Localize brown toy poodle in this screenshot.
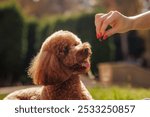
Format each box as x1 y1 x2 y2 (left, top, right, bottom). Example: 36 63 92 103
4 30 93 100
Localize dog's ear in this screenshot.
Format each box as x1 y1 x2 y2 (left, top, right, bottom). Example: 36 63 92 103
28 51 69 85
28 51 47 85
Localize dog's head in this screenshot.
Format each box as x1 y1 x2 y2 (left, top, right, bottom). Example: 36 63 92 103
28 30 92 85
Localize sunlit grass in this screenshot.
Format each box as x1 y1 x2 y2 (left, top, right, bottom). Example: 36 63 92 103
0 86 150 100
0 94 7 100
88 86 150 100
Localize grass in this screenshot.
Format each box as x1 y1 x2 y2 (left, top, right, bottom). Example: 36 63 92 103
0 94 7 100
0 86 150 100
88 86 150 100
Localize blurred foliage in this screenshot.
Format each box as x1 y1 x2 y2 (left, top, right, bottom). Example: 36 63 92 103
23 18 38 69
0 2 24 86
0 94 7 99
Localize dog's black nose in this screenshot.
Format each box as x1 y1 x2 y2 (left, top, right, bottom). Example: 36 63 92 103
84 48 89 53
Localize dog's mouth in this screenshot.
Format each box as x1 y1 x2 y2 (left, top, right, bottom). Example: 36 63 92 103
71 59 90 72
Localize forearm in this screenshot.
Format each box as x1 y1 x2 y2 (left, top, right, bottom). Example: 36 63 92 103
130 11 150 30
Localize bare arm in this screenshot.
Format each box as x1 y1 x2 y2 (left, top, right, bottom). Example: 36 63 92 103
130 11 150 30
95 11 150 39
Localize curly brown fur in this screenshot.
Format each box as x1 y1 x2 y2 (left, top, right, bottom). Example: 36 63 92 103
4 30 93 100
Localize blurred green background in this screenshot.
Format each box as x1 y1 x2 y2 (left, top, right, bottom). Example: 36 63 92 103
0 0 150 99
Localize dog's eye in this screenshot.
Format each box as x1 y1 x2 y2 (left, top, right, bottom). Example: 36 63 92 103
73 43 79 46
63 46 69 54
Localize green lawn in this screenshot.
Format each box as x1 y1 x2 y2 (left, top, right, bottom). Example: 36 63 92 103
0 86 150 100
0 94 7 100
88 86 150 100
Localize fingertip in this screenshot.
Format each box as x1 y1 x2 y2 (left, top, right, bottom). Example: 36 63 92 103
96 32 102 39
96 33 99 39
103 34 108 40
99 32 102 38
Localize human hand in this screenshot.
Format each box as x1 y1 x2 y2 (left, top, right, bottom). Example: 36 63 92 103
95 11 132 40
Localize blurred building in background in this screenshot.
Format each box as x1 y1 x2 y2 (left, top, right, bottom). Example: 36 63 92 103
142 0 150 12
0 0 97 17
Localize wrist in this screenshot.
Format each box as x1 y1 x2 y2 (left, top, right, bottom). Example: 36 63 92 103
128 16 136 30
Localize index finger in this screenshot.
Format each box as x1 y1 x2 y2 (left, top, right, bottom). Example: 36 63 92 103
95 13 104 35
